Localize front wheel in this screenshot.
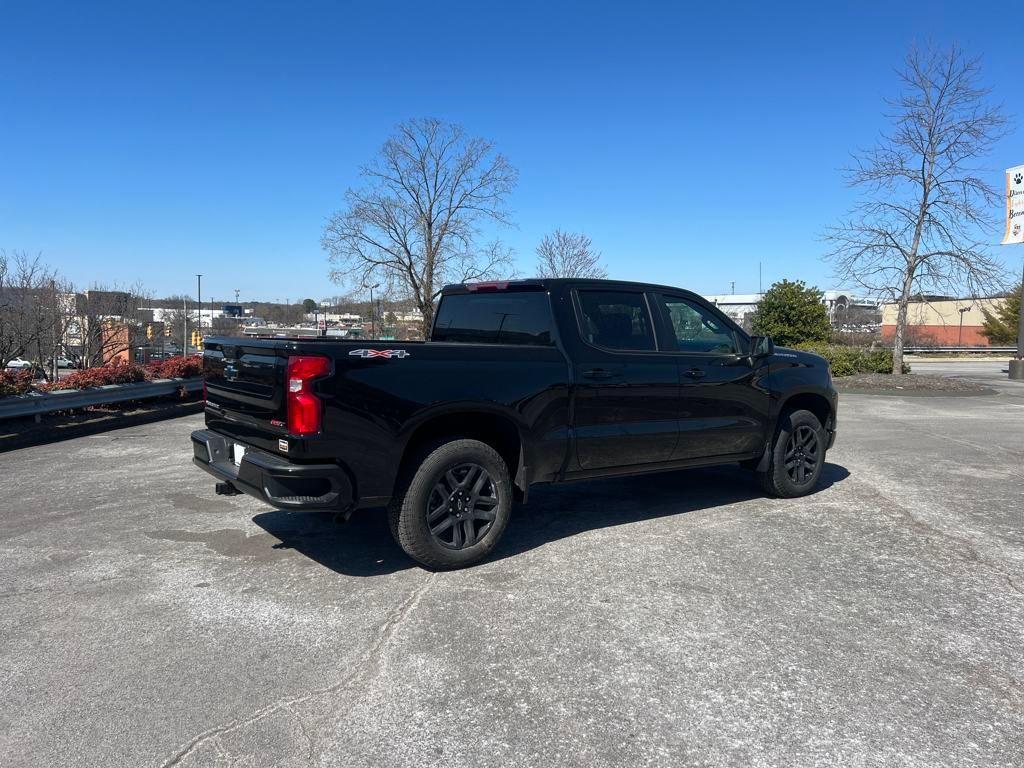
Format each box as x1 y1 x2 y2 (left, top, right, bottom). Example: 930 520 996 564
389 438 513 570
755 409 826 498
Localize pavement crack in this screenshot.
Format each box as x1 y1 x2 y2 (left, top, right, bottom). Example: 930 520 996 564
1007 576 1024 598
157 572 436 767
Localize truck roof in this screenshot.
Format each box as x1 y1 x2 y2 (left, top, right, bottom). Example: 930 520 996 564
440 277 706 299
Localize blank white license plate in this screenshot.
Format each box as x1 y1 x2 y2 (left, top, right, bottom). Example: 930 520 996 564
232 444 246 466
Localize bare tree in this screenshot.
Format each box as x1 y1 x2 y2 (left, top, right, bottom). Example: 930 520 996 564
322 118 518 333
0 250 66 370
159 297 196 353
824 44 1009 372
535 229 607 279
73 284 152 367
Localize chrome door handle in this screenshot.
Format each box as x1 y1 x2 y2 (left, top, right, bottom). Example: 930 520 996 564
684 368 707 379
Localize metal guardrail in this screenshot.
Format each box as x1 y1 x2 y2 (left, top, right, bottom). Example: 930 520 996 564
903 346 1018 354
0 378 202 422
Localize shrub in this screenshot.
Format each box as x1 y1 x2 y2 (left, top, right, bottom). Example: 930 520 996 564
980 284 1021 345
794 343 909 376
751 279 832 347
147 355 203 379
0 369 34 397
45 361 149 391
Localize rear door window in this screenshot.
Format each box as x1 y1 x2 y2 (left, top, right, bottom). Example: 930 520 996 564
432 292 554 345
575 290 656 351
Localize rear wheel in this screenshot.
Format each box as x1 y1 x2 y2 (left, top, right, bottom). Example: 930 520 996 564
756 409 826 497
389 438 513 570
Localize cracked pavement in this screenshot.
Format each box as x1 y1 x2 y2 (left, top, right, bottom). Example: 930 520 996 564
1 360 1022 767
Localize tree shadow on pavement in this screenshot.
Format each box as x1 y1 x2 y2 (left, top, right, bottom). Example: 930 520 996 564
252 462 850 577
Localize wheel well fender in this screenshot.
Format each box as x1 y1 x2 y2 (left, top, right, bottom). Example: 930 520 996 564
755 391 834 472
777 391 834 430
398 408 525 490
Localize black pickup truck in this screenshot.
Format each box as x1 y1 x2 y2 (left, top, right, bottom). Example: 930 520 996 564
192 278 837 569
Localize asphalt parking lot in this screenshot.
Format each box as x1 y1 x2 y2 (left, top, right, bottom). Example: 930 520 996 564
2 361 1022 767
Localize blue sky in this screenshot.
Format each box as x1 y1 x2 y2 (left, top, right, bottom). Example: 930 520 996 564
2 1 1021 303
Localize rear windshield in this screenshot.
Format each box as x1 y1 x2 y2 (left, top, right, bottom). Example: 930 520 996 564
432 292 554 346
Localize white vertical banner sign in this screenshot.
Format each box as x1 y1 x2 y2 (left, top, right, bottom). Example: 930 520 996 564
1002 164 1024 245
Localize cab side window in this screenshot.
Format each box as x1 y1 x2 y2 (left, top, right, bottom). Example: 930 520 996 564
660 296 739 354
576 291 656 351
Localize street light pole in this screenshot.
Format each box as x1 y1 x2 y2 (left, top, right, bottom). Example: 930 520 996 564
196 274 203 335
958 305 970 346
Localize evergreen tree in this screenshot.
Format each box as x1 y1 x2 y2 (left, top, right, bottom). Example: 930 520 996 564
751 280 831 347
980 286 1021 345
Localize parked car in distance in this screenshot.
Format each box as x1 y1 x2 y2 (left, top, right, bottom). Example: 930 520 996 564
4 359 49 381
48 356 78 369
192 278 838 570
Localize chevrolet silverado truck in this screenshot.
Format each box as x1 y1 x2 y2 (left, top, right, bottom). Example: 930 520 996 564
191 279 837 569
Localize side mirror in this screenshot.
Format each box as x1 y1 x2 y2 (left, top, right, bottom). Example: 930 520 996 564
749 335 774 358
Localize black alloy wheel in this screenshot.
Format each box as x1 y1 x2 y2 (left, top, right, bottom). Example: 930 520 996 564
784 424 821 486
426 462 500 550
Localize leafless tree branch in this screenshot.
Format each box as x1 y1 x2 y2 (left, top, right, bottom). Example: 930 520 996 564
321 118 518 334
824 43 1010 371
534 230 608 279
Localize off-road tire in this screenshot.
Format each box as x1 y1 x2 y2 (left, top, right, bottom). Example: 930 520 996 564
756 409 826 498
388 438 513 570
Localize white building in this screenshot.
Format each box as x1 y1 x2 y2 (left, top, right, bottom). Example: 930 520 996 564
302 312 362 323
703 290 877 326
140 305 229 326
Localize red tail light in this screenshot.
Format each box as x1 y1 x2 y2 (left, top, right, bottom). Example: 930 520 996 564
286 355 330 435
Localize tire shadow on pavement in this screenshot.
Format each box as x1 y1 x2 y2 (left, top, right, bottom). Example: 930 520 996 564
252 462 849 576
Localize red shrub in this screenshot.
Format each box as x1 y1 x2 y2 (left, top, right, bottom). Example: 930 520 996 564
45 361 149 391
0 369 34 397
149 355 203 379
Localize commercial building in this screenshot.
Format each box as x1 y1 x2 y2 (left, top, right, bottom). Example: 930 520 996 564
879 297 1006 347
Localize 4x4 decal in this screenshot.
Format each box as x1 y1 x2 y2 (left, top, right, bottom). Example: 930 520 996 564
348 349 410 359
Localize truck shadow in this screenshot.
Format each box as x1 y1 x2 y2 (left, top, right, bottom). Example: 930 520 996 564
252 462 849 577
494 462 849 565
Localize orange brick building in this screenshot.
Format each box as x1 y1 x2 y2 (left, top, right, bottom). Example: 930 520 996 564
880 297 1006 347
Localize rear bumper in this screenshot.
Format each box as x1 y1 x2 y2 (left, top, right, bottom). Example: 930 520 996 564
191 429 353 512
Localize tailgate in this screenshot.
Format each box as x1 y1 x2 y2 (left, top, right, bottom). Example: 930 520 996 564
203 340 287 432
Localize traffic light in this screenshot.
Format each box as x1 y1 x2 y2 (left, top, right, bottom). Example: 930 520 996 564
146 324 153 340
164 324 171 337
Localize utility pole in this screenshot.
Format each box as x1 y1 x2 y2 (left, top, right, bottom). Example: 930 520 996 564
758 262 762 295
182 296 188 358
234 288 240 303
